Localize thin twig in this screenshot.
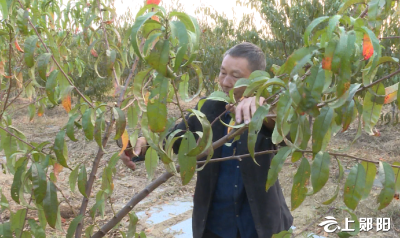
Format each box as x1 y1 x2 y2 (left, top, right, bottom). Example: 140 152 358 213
58 31 70 47
0 125 36 149
379 36 400 40
0 31 13 120
171 80 189 129
359 5 368 18
53 182 78 217
357 68 400 92
2 79 33 113
282 40 288 58
98 2 119 88
16 0 94 109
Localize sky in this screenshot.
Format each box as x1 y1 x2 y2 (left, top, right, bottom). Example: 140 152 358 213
113 0 266 30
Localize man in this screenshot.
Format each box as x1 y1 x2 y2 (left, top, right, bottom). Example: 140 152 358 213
121 42 293 238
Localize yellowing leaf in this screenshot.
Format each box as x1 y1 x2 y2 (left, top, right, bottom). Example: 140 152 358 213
384 83 398 104
53 163 63 180
363 34 374 60
322 56 332 70
118 130 129 155
62 95 72 113
16 72 23 88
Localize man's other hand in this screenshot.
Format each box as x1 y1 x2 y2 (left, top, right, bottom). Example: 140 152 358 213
233 96 275 130
119 137 147 171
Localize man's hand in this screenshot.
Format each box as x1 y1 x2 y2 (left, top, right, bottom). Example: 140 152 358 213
230 96 275 130
120 137 147 171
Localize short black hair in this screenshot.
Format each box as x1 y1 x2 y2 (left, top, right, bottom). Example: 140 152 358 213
224 42 266 72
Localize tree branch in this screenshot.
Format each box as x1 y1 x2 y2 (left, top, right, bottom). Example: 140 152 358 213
0 125 36 149
357 67 400 92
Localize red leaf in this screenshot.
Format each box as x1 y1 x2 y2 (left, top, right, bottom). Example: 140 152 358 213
362 34 374 60
151 15 159 22
146 0 161 5
90 48 98 57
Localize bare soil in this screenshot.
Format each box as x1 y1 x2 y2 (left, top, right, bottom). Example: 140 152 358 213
1 99 399 238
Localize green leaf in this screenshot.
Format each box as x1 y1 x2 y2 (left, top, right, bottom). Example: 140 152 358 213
147 74 168 132
248 105 271 164
338 0 365 14
272 228 293 238
278 47 318 75
45 70 59 105
85 224 95 238
362 83 385 135
11 208 26 237
43 181 58 228
127 100 140 129
394 162 400 193
82 108 94 140
344 163 366 210
377 162 395 210
361 161 377 199
69 165 79 192
327 15 341 39
312 106 334 153
37 53 52 80
337 207 360 237
323 157 344 205
53 130 68 167
0 222 12 238
304 16 329 46
78 164 88 198
178 131 197 185
66 215 83 238
145 147 159 181
266 147 293 191
66 113 79 142
28 219 45 238
94 112 105 151
186 109 213 157
32 163 47 204
274 91 292 144
311 152 331 194
11 160 27 204
24 35 39 68
131 12 158 60
170 20 188 72
127 212 139 238
291 157 310 210
0 0 9 19
145 39 170 77
113 107 126 140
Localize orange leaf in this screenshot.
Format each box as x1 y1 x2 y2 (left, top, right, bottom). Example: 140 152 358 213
90 48 98 57
62 95 72 113
118 130 129 155
53 163 63 180
144 91 150 105
151 15 159 22
322 56 332 70
146 0 161 5
394 193 399 200
15 40 24 53
4 75 13 79
374 128 381 137
362 34 374 60
102 20 114 25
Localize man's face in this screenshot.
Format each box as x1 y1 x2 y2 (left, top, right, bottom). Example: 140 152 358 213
219 55 252 101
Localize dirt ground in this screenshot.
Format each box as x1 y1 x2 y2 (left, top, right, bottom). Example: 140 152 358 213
0 98 399 238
